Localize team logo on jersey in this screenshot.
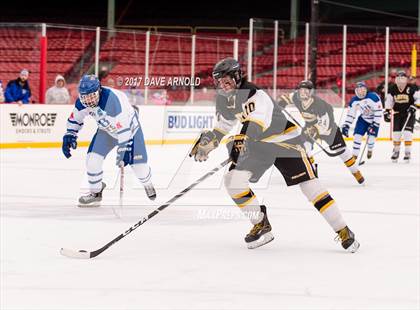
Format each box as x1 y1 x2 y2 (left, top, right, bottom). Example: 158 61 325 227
9 113 57 127
394 94 409 104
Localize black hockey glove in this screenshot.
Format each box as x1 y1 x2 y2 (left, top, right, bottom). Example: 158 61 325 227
304 125 320 140
226 134 248 164
383 109 391 123
407 105 417 115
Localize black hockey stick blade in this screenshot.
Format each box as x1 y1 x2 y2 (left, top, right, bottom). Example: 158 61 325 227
60 158 231 259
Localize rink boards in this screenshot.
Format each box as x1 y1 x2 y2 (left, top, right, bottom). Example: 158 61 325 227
0 104 418 148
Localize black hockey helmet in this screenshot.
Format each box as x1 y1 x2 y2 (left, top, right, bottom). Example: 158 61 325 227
212 57 242 86
297 80 314 90
296 80 314 101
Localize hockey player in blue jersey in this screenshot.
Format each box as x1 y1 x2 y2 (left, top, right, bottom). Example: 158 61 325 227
341 82 383 160
62 75 156 207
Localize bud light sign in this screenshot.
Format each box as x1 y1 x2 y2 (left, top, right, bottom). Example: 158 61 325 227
167 111 214 132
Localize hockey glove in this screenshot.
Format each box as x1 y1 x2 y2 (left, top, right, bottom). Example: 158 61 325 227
189 130 219 162
341 124 350 137
116 139 134 167
62 133 77 158
226 134 248 164
383 109 391 123
367 124 379 137
304 125 320 140
407 105 417 115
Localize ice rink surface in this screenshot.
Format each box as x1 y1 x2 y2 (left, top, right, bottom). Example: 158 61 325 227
1 142 419 310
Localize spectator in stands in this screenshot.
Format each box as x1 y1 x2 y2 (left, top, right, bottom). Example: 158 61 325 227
46 75 71 104
106 78 115 88
4 69 31 104
0 80 5 103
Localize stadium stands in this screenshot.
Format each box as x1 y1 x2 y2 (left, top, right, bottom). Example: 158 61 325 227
0 26 418 103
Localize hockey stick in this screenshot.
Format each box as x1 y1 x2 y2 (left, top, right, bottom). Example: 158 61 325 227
60 158 231 259
111 166 125 219
278 106 345 157
358 140 368 166
118 166 124 216
400 111 413 133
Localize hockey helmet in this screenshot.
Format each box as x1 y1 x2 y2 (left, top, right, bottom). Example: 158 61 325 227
212 58 242 96
296 80 314 101
355 81 368 99
79 74 101 108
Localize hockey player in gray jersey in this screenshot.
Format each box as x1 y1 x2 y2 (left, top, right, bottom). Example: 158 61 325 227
190 58 360 253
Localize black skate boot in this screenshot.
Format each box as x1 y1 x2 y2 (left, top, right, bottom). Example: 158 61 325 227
335 226 360 253
391 150 399 163
403 152 411 163
78 182 106 207
245 205 274 249
367 150 373 159
144 183 156 200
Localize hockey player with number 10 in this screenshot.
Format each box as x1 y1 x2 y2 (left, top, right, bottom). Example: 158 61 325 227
62 75 156 207
190 58 360 253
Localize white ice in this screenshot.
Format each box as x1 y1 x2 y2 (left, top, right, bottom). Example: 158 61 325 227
1 142 419 310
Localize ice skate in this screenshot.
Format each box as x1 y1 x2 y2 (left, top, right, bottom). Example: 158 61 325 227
352 170 365 185
391 150 399 163
367 150 373 159
403 152 411 163
144 183 156 200
245 205 274 249
78 182 106 207
335 226 360 253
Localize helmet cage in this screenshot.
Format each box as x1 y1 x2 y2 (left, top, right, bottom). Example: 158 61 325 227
213 71 241 97
79 90 100 108
297 87 313 101
355 85 367 99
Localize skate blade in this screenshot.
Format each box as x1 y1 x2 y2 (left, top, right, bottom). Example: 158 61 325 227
346 240 360 253
404 159 410 163
392 159 398 163
77 201 101 208
247 232 274 249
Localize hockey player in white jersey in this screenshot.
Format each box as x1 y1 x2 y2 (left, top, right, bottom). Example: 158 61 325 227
62 75 156 207
342 82 383 159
